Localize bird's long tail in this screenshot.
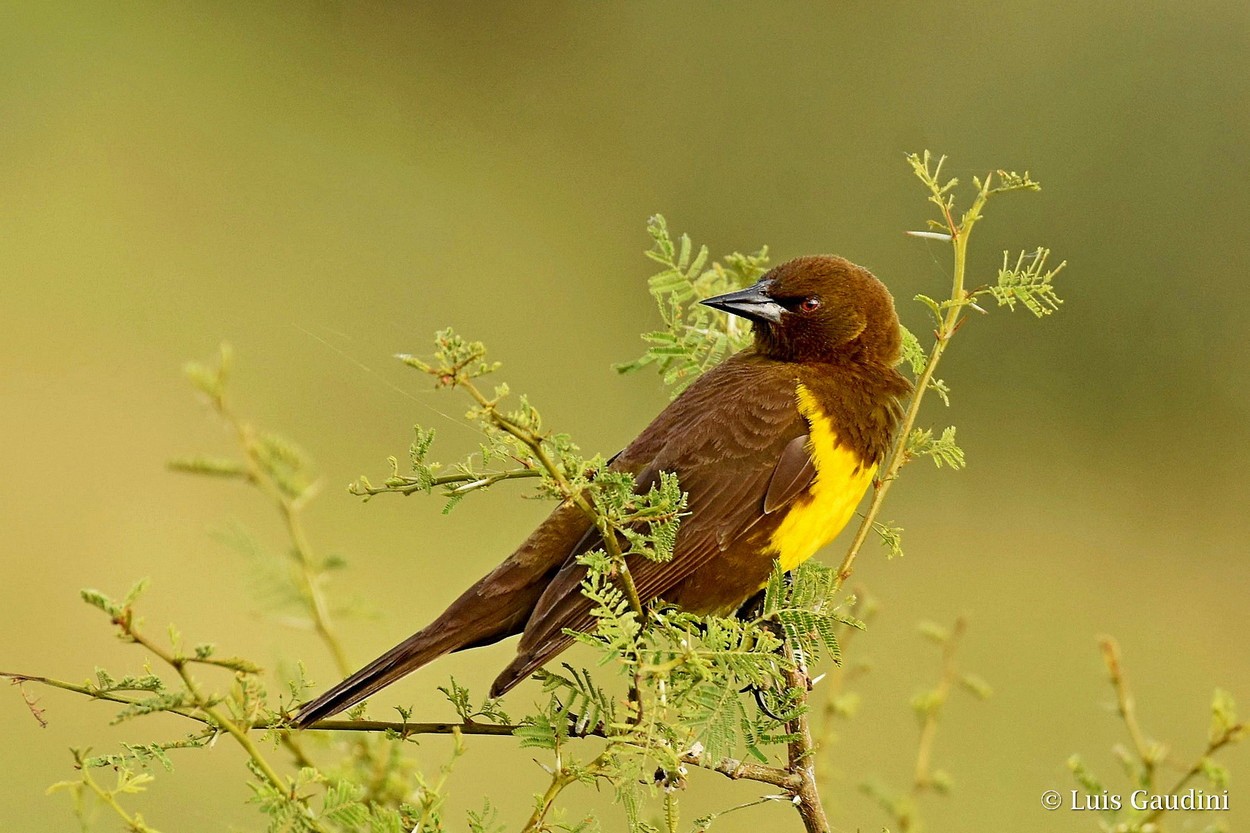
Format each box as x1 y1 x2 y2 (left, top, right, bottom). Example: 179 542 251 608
292 555 560 727
292 500 594 728
292 625 467 728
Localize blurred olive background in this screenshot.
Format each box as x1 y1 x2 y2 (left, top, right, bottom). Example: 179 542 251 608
3 3 1249 832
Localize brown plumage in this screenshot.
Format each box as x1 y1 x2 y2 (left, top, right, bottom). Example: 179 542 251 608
293 255 910 727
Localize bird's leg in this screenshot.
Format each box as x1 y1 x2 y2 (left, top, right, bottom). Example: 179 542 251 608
733 588 769 699
734 579 802 721
752 686 790 722
734 588 767 622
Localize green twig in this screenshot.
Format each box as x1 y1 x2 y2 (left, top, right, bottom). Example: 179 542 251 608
1099 636 1159 787
73 753 164 833
5 669 805 794
1143 729 1243 825
913 617 966 794
519 751 610 833
836 171 992 587
224 410 351 678
351 467 541 497
84 604 330 833
2 672 212 727
118 620 288 795
454 376 647 620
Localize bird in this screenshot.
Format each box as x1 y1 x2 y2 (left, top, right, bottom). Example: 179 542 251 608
293 255 911 728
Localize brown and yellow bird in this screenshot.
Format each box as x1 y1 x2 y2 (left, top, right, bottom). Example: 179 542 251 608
294 255 910 727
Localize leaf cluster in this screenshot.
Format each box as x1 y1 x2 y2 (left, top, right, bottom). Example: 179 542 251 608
352 332 598 510
861 617 990 832
541 557 858 783
615 215 769 395
1066 641 1245 832
867 153 1071 564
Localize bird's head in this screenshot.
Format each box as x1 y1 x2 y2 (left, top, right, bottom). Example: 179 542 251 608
700 255 902 365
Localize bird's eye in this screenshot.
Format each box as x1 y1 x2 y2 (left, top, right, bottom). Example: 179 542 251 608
798 296 822 313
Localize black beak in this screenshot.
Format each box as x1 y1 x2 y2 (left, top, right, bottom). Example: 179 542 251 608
700 279 784 324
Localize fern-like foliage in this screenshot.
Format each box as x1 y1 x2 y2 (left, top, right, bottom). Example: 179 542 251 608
1063 641 1245 832
906 426 966 469
615 215 769 395
539 554 858 792
762 562 864 668
989 247 1065 317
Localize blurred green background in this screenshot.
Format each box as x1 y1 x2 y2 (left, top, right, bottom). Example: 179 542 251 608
3 3 1248 831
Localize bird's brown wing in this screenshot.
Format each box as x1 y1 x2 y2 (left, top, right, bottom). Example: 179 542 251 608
765 435 817 514
490 356 812 694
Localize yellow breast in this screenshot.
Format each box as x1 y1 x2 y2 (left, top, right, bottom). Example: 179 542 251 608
768 383 876 571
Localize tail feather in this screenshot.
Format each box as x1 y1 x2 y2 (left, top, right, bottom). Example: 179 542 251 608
489 634 576 698
293 626 460 728
292 500 597 727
